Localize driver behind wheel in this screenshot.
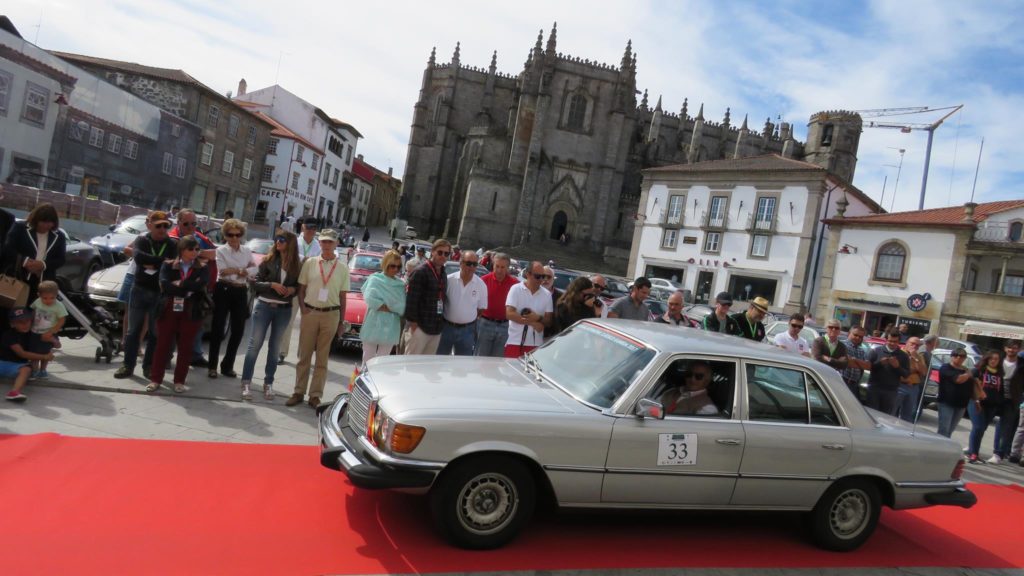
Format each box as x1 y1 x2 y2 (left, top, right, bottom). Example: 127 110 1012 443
660 360 718 415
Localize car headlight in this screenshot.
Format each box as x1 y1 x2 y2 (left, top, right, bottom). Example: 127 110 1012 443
366 401 425 455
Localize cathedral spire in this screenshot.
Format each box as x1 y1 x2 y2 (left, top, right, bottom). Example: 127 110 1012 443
546 22 557 56
428 46 436 66
723 107 731 128
654 95 662 112
620 39 632 71
452 42 461 67
740 114 748 131
535 29 544 55
641 89 648 109
680 98 688 118
695 103 704 121
489 50 497 73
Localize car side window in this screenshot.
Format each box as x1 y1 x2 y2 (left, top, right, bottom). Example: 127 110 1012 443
746 364 840 426
648 358 736 419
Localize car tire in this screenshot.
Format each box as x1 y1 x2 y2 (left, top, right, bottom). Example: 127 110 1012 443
429 455 535 550
806 478 881 552
83 259 103 292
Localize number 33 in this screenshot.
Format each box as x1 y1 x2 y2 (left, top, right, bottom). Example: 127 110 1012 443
667 442 688 460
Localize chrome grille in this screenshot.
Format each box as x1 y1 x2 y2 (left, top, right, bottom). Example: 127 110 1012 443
347 377 372 435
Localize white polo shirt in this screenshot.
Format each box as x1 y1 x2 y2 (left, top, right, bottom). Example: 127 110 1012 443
444 271 488 325
297 235 322 261
506 283 553 348
773 331 810 355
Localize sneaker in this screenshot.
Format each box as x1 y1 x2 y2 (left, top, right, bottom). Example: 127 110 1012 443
968 454 983 464
5 390 27 402
30 370 41 380
285 393 303 407
987 454 1003 465
113 366 134 379
36 369 50 379
241 381 252 401
263 383 274 401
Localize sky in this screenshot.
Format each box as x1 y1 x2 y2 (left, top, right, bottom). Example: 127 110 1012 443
7 0 1023 214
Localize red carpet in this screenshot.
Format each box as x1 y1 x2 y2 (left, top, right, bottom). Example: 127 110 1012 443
0 433 1019 575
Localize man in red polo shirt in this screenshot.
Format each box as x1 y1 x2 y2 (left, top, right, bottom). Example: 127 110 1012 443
475 252 518 357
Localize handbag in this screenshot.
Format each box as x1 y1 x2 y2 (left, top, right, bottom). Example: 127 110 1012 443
0 257 29 309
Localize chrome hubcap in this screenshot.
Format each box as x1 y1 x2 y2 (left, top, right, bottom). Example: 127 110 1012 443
830 489 869 538
457 472 518 535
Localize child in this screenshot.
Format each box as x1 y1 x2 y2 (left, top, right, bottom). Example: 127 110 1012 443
29 280 68 378
2 307 53 402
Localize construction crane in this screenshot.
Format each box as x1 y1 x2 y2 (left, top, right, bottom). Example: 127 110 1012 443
854 105 964 210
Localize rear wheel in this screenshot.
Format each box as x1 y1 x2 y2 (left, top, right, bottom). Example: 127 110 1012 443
430 455 536 550
806 479 881 552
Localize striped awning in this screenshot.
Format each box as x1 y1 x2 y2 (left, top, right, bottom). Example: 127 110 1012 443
960 320 1024 340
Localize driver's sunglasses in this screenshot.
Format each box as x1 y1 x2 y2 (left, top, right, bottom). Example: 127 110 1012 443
224 232 243 238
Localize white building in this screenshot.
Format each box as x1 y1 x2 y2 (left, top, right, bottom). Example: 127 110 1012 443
235 84 361 224
238 104 322 222
815 199 1024 344
627 155 882 313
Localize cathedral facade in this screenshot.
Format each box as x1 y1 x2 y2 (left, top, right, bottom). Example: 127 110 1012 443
399 25 862 259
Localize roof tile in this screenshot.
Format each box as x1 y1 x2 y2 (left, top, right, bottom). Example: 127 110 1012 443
831 200 1024 227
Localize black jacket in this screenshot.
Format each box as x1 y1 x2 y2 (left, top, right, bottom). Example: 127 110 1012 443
158 258 210 318
133 233 178 292
702 312 741 335
2 220 67 282
251 256 300 302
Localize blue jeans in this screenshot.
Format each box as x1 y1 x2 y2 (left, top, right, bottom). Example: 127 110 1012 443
967 400 1001 457
936 402 966 438
474 318 508 358
896 383 922 423
437 322 477 356
241 301 292 384
122 286 160 370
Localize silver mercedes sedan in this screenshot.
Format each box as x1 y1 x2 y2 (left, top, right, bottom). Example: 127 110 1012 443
318 320 975 551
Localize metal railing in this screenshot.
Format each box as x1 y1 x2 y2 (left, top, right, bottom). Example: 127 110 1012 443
701 210 728 230
746 212 777 233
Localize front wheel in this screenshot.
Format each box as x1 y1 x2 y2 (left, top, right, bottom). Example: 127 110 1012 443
430 455 536 550
805 479 881 552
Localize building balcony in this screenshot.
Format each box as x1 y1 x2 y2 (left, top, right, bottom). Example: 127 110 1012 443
700 210 728 231
972 222 1024 246
958 290 1024 321
745 213 777 233
659 208 685 228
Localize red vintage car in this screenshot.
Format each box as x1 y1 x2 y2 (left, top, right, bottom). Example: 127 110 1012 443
337 275 369 349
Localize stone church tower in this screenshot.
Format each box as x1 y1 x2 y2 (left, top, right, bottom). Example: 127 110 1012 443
399 25 862 258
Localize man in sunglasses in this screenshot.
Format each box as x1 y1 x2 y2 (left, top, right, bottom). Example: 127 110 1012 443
504 261 553 358
169 208 217 368
403 239 451 355
114 210 177 380
773 313 811 357
660 360 718 416
437 251 488 356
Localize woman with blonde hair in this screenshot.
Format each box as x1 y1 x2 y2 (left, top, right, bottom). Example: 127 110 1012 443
358 249 406 362
239 230 300 401
208 218 255 379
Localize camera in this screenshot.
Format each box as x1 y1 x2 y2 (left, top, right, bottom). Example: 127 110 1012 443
520 308 532 316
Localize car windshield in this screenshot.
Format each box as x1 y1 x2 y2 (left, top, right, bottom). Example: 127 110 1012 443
530 322 656 409
246 238 274 254
357 242 387 253
351 255 382 271
114 216 149 235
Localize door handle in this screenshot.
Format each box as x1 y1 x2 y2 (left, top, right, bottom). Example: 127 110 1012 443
822 444 846 450
716 438 742 446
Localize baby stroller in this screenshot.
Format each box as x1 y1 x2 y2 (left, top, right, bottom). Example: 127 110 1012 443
55 279 122 364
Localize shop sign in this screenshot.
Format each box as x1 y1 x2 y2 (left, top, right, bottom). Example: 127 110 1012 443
906 293 931 312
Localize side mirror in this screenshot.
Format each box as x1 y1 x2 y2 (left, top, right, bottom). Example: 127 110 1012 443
635 398 665 420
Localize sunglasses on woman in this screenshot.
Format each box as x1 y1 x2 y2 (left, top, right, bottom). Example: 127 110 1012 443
274 236 287 243
224 232 243 238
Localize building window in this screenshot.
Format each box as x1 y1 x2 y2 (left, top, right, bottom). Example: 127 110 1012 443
661 229 677 249
1004 275 1024 297
307 178 314 195
21 82 49 127
295 144 305 162
242 158 253 180
332 168 340 188
345 145 352 164
727 275 777 305
873 241 907 282
311 154 319 171
666 194 684 225
207 105 220 127
175 157 187 179
88 126 105 148
291 171 300 189
261 165 274 182
323 162 332 184
566 93 587 130
228 114 240 138
162 152 173 175
821 124 834 146
68 119 87 141
328 135 342 155
753 196 776 231
267 138 278 155
200 142 214 166
247 125 257 146
707 196 727 227
107 134 122 154
124 139 139 160
703 231 721 253
222 150 235 174
750 234 769 258
0 70 13 116
171 124 181 137
1009 221 1023 242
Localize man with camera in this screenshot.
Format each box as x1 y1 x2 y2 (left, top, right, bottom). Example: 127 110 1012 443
504 261 552 358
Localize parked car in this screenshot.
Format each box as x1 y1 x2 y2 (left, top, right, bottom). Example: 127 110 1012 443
936 337 983 362
403 225 418 239
349 252 384 280
336 275 368 349
318 320 975 551
765 320 824 347
59 230 106 293
649 277 682 291
90 214 151 266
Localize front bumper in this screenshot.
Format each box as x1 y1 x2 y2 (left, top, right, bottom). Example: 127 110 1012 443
317 394 441 490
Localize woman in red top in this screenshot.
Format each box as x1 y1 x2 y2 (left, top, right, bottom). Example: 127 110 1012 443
966 350 1005 464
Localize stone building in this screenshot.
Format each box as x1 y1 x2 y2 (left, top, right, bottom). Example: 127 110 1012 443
51 52 274 219
815 200 1024 345
367 163 401 228
400 25 862 264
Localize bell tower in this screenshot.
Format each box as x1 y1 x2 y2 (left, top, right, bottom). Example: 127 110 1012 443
804 110 862 182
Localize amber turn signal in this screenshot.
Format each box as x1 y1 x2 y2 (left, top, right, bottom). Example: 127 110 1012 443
390 424 426 454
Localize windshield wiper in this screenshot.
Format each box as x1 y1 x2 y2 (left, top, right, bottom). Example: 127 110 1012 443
523 352 543 382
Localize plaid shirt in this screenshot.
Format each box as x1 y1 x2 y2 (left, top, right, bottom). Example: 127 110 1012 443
404 260 447 335
842 339 869 385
